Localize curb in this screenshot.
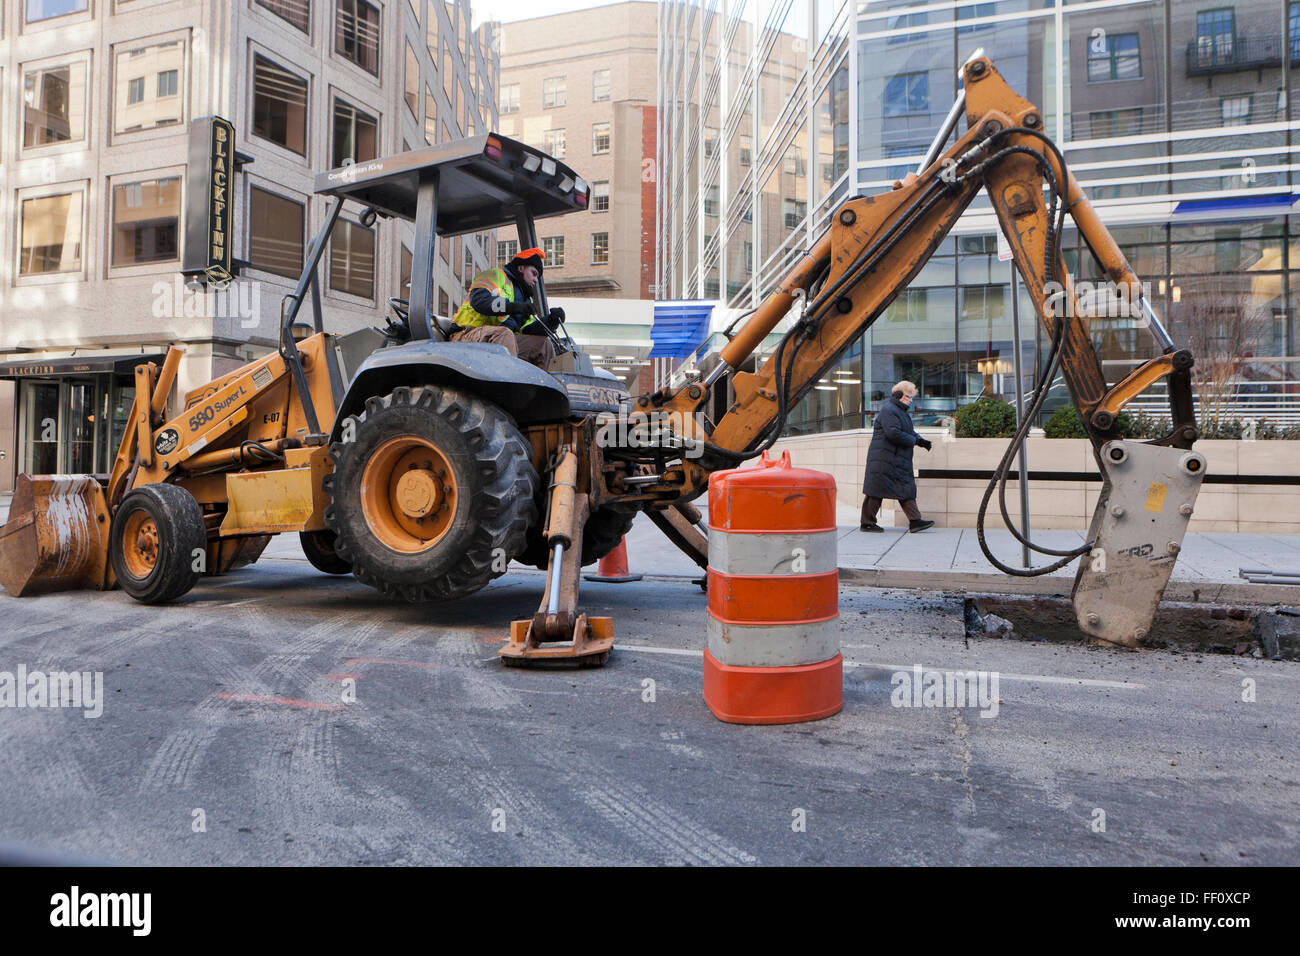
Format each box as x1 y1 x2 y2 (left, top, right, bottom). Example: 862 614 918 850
837 566 1300 607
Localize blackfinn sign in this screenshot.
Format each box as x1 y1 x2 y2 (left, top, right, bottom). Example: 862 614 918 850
182 116 238 288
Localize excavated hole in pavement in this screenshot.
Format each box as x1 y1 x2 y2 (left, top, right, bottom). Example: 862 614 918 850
961 595 1300 661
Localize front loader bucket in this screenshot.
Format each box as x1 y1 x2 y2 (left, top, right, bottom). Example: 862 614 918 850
0 474 111 597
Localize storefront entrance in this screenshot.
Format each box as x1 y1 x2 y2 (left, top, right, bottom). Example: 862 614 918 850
1 354 163 479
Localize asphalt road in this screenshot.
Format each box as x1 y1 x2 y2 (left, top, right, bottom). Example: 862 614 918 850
0 545 1296 866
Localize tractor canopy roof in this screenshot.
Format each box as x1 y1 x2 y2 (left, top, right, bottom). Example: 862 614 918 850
314 133 589 236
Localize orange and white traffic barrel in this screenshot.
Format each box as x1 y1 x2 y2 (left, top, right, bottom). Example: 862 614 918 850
703 450 841 724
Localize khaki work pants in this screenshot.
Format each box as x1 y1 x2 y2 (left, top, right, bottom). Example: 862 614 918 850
451 324 555 369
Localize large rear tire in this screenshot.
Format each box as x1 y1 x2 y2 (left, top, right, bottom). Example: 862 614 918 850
109 483 206 604
323 386 538 602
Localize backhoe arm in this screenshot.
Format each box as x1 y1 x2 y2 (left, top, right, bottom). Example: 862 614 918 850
623 55 1205 647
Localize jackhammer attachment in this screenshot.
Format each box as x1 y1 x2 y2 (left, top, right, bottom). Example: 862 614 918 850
0 474 112 596
1073 441 1207 647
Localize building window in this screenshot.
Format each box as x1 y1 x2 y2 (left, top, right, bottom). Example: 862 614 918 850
336 0 381 76
1089 107 1143 138
592 181 609 212
500 83 520 114
1221 95 1252 126
252 55 308 155
542 236 564 267
111 177 180 267
742 240 753 275
23 62 87 148
1196 8 1236 64
886 6 928 45
404 42 419 117
542 77 566 109
114 41 184 135
1087 33 1141 82
883 71 928 117
257 0 310 33
591 232 609 265
25 0 88 24
332 99 378 167
784 146 805 176
330 220 376 298
543 127 566 157
400 243 412 293
425 88 438 145
249 186 305 278
592 68 611 101
438 288 451 315
704 185 719 217
704 126 717 158
592 122 611 154
19 190 84 276
783 198 807 230
497 239 518 264
955 1 995 35
739 133 752 166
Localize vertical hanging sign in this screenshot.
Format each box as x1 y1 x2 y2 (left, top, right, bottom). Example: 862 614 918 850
182 116 236 288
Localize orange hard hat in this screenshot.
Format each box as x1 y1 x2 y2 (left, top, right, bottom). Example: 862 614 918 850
509 247 545 273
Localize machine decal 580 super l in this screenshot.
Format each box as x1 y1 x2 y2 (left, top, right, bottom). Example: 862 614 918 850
0 55 1205 662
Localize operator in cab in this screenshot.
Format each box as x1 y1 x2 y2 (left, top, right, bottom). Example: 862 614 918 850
451 247 565 369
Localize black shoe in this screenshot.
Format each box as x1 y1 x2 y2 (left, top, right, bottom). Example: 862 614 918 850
908 519 935 533
859 523 883 533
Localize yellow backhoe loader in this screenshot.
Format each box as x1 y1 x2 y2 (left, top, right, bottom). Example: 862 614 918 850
0 55 1207 665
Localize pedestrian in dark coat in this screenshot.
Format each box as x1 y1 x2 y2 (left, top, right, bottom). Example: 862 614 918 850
861 380 935 533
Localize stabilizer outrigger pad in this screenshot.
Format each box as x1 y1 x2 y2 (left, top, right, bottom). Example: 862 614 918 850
499 613 614 667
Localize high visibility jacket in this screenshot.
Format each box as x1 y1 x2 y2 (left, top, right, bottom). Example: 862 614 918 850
453 267 538 330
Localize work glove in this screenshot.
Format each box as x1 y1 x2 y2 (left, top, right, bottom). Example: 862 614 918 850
916 437 933 451
502 299 535 316
546 307 565 328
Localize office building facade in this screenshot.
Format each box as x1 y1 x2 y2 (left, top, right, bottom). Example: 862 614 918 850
0 0 498 490
659 0 1300 434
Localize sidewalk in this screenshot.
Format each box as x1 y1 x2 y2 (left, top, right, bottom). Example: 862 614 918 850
619 501 1300 606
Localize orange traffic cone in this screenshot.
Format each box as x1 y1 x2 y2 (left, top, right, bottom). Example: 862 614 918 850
583 536 643 583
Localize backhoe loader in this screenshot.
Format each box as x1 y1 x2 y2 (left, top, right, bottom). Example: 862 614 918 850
0 55 1206 664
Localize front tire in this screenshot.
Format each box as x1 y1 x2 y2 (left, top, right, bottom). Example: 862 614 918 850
109 483 206 604
324 386 538 602
299 529 352 574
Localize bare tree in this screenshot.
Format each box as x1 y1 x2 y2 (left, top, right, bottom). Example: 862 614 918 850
1171 275 1270 430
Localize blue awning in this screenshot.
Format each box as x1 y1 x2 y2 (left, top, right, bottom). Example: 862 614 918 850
651 300 714 359
1173 193 1298 216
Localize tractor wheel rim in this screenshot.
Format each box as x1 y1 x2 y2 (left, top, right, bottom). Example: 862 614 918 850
121 511 160 579
360 436 457 553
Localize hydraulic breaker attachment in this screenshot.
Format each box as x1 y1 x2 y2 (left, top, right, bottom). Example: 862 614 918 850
1073 441 1208 647
0 474 112 596
501 445 615 667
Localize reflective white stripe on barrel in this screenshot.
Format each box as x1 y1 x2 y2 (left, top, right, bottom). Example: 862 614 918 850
706 528 838 576
707 615 840 668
